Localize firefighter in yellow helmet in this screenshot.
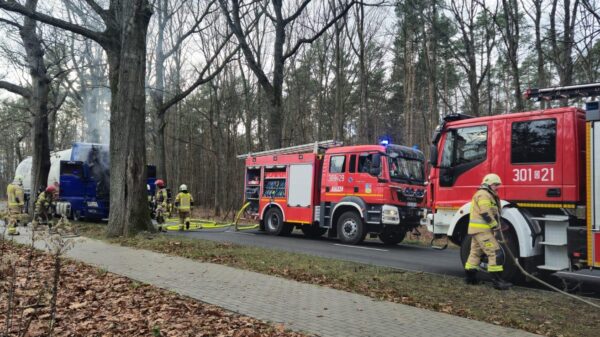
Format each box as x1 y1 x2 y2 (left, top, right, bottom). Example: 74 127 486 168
6 176 25 235
33 185 57 228
174 184 194 231
464 173 512 290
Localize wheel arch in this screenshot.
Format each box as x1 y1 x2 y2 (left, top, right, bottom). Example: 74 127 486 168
331 197 366 227
446 200 538 258
260 202 286 221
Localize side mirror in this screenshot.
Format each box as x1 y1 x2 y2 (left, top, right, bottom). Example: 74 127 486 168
369 153 381 176
429 145 438 167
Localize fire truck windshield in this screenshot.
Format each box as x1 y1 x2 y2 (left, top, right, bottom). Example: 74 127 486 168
388 156 425 183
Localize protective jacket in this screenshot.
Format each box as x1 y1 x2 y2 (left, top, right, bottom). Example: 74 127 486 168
7 183 24 208
35 191 54 213
175 192 193 212
468 185 500 234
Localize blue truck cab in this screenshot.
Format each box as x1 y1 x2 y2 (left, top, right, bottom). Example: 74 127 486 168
54 143 156 221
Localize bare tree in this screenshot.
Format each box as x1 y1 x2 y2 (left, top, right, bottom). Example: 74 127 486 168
0 0 154 236
219 0 356 149
150 0 237 183
0 0 51 205
549 0 580 87
481 0 525 111
449 0 494 116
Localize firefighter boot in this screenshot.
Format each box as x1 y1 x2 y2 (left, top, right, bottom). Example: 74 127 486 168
185 221 190 230
490 271 512 290
464 269 480 285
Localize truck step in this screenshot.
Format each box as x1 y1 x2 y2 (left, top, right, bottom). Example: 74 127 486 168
530 215 569 222
539 241 567 246
537 264 568 271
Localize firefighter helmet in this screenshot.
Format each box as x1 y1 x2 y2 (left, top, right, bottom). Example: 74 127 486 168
45 185 57 193
155 179 165 188
13 175 23 185
179 184 188 192
482 173 502 186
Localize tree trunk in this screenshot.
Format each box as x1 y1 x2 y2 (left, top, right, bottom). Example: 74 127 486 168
20 0 50 205
533 0 546 108
106 1 153 237
152 0 168 181
333 11 345 142
356 3 369 144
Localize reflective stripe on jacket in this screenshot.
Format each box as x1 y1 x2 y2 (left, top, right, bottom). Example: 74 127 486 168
7 183 24 207
175 192 193 211
468 187 500 234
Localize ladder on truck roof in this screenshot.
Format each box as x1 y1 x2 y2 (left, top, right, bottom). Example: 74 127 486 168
237 140 343 159
524 82 600 101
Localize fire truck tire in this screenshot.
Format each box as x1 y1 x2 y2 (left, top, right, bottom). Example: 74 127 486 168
337 211 367 245
459 225 522 283
301 225 328 238
264 208 292 236
378 227 407 245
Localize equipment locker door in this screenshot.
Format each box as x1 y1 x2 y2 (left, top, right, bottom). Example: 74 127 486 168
287 164 314 223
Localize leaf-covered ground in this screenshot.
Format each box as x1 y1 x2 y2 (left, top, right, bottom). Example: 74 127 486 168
78 223 600 337
0 242 308 337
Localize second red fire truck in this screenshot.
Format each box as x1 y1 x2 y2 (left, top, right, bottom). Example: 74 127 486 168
425 83 600 285
238 141 426 245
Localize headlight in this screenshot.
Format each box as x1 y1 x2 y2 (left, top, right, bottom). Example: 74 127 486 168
383 208 398 216
382 204 400 224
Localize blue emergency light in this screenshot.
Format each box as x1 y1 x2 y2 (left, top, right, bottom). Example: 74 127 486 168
378 135 392 146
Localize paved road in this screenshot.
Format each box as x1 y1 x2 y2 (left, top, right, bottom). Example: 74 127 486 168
167 228 465 277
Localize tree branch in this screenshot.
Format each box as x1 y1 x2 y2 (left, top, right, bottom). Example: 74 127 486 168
159 37 240 115
283 0 312 25
219 0 273 94
283 0 357 60
0 17 23 29
0 0 107 45
81 0 109 22
0 81 31 98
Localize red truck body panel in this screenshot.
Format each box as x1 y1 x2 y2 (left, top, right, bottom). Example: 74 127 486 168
430 107 585 211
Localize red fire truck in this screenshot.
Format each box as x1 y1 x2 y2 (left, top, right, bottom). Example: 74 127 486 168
425 83 600 285
238 141 426 245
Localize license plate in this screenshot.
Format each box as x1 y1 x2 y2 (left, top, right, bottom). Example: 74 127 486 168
407 202 417 207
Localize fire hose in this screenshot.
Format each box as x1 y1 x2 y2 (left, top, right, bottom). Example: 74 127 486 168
496 218 600 309
160 202 258 232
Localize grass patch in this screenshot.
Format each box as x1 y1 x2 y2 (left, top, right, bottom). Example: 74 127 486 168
78 222 599 337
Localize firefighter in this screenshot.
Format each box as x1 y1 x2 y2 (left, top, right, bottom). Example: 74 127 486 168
154 179 169 231
34 185 57 228
6 176 25 235
464 173 512 290
174 184 194 231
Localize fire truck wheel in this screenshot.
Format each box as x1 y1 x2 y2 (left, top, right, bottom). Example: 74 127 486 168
301 225 328 238
337 211 366 245
264 208 292 236
378 227 407 245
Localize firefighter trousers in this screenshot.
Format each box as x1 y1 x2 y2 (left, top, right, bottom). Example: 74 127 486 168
465 231 503 272
178 210 190 225
7 206 24 226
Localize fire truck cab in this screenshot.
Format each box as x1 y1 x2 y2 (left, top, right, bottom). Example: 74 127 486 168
239 141 426 245
425 83 600 285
